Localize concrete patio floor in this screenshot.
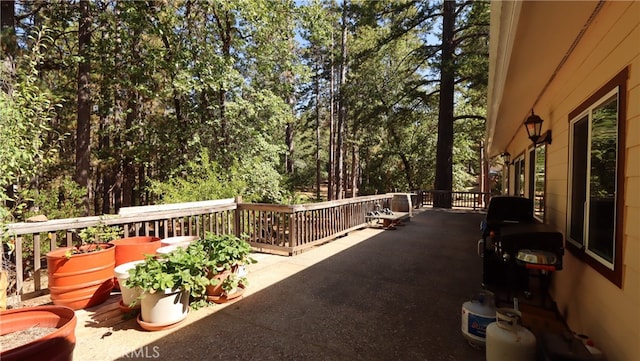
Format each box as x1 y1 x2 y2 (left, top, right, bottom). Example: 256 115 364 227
68 207 488 360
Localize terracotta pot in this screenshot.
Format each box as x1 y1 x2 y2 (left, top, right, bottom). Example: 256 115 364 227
109 236 161 267
207 284 246 304
109 237 161 290
47 244 115 310
205 269 232 297
0 305 77 361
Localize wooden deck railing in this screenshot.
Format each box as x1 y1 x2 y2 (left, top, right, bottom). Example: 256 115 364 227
1 190 491 300
237 195 391 256
413 190 493 210
1 194 393 299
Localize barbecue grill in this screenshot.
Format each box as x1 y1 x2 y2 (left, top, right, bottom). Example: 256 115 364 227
479 196 564 306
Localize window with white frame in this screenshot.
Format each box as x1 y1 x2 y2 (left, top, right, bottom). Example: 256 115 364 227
513 155 525 197
567 68 627 287
532 144 546 221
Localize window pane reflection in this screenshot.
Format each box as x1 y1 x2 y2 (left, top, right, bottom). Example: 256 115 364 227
588 95 617 262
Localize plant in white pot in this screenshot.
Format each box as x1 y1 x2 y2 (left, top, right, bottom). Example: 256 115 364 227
125 246 210 327
114 260 145 311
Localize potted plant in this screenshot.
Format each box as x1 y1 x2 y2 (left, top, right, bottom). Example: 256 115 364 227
197 233 256 301
207 271 247 304
125 246 210 327
46 223 121 310
113 260 145 311
0 305 77 361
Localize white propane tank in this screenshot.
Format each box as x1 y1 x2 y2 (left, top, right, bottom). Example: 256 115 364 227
461 291 496 348
486 308 536 361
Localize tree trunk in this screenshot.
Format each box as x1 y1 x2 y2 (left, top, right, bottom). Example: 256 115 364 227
1 0 16 208
1 0 16 96
314 52 322 201
99 125 112 215
137 162 145 205
157 27 186 159
75 0 91 216
328 32 335 201
212 5 233 163
122 96 136 208
285 77 295 174
122 24 142 208
113 134 122 212
433 0 455 208
335 3 348 200
350 143 358 197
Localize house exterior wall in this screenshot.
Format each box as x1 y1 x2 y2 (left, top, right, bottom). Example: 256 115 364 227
507 2 640 360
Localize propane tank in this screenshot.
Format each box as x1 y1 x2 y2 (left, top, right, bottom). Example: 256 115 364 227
461 291 496 348
486 308 536 361
575 334 605 360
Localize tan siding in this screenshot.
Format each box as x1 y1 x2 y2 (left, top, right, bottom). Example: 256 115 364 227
529 2 640 360
496 1 640 358
627 86 640 148
623 234 640 289
625 204 640 246
628 147 640 178
624 231 640 273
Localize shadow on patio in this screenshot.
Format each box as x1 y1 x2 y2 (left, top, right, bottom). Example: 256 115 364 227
78 208 487 360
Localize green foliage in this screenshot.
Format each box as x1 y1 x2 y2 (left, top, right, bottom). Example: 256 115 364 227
149 149 288 204
0 28 60 219
125 247 211 301
78 223 123 244
21 176 86 221
68 222 122 257
125 232 257 307
3 0 490 215
219 272 245 293
197 233 256 272
147 150 246 203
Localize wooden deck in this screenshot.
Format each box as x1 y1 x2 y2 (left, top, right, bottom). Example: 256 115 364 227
5 208 574 361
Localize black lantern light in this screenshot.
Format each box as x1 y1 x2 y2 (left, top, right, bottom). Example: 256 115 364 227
524 110 552 145
501 152 511 165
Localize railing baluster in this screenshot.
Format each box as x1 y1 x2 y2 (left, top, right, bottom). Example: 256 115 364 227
15 236 23 296
33 233 41 292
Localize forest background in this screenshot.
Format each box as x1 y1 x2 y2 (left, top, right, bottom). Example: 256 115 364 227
0 0 491 222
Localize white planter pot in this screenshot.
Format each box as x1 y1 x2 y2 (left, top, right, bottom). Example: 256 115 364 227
160 236 199 247
156 244 190 255
140 288 190 325
235 264 248 278
114 260 145 308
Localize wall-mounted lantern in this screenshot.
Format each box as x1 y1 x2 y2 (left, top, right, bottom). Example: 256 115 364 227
524 110 552 145
501 152 511 165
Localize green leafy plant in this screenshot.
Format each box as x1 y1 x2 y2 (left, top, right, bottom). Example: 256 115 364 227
125 246 211 307
147 150 248 203
219 272 246 293
198 232 256 273
78 223 123 244
65 222 123 257
24 176 86 220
